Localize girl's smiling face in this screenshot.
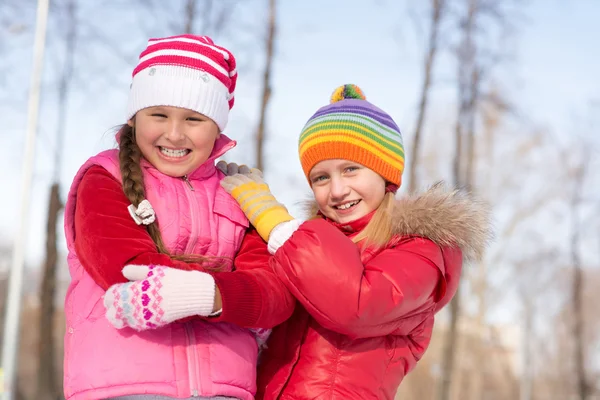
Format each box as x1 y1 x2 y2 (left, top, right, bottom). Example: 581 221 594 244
309 159 386 224
130 106 220 177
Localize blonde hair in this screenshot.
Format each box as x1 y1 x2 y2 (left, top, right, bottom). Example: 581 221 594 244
307 191 397 251
350 191 396 250
117 123 224 268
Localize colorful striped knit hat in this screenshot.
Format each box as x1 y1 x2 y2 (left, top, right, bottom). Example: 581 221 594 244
126 34 237 131
298 84 405 187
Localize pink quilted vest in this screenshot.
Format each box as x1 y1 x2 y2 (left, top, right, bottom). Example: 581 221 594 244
63 135 257 400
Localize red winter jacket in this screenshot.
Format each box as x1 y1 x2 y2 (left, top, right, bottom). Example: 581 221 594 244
257 187 490 400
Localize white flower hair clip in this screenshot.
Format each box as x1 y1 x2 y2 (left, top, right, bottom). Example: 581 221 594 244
127 199 156 225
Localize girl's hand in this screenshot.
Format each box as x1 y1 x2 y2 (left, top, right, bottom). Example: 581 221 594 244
104 264 217 331
220 168 294 242
216 160 251 176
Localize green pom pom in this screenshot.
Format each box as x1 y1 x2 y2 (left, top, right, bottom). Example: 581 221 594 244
330 84 366 104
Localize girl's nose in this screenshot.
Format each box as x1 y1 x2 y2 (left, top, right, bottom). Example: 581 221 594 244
164 121 185 143
329 177 350 200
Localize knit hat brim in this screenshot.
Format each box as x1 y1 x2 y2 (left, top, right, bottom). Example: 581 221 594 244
126 64 230 131
300 140 403 186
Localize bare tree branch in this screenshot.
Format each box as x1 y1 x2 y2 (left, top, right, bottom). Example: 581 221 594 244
570 147 592 400
255 0 277 171
184 0 198 34
36 0 77 398
408 0 446 192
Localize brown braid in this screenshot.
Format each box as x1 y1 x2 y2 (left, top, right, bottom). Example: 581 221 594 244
117 123 225 269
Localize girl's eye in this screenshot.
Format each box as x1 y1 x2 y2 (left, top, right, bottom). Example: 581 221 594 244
151 113 167 118
187 117 204 122
311 175 328 184
345 166 359 173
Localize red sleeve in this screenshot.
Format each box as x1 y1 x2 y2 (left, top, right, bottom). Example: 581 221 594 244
74 166 205 290
209 229 296 329
272 218 446 339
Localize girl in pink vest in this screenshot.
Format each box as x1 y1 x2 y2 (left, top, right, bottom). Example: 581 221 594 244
63 34 295 400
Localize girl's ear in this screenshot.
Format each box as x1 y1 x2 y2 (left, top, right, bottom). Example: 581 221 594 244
127 119 134 127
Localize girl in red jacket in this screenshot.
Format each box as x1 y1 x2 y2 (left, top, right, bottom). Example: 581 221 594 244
219 84 492 399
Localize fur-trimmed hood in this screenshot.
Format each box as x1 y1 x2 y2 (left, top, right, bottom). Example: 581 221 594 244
307 182 493 262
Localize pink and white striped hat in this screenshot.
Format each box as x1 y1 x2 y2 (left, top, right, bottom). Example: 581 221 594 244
126 34 237 131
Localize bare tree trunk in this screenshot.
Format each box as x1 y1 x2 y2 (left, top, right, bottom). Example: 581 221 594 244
437 2 478 399
469 257 487 400
464 67 479 190
407 0 445 192
255 0 276 171
452 115 464 187
438 293 461 400
570 159 589 400
520 293 533 400
184 0 197 33
36 1 76 398
36 183 63 400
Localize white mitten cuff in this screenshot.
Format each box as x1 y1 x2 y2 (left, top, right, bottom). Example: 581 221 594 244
268 219 303 254
167 270 216 319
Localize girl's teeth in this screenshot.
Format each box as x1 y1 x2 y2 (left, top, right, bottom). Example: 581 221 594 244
160 147 189 158
338 201 358 210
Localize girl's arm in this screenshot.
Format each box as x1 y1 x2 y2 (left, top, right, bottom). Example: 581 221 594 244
272 218 454 339
74 165 206 290
209 228 296 328
79 166 295 330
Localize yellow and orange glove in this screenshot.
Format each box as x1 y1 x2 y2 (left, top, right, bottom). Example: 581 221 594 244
220 167 294 242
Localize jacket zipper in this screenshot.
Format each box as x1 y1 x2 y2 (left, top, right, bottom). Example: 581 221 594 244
182 175 195 191
182 176 201 396
185 323 200 396
182 177 200 254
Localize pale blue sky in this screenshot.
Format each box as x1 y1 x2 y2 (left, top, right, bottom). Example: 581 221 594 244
0 0 598 274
